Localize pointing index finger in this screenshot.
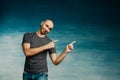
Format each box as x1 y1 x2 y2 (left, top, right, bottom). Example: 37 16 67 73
52 40 58 43
69 41 76 45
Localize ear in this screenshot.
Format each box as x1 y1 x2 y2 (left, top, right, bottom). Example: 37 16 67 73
41 21 44 26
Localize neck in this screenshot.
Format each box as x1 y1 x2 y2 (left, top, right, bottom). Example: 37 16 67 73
36 30 45 37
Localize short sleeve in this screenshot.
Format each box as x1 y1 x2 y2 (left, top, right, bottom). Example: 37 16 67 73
22 33 31 45
49 47 56 54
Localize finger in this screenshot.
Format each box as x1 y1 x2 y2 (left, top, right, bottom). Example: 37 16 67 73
68 45 73 50
69 41 76 45
52 40 58 43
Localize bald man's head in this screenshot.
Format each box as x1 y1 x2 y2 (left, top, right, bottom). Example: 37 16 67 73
39 19 54 35
41 19 54 27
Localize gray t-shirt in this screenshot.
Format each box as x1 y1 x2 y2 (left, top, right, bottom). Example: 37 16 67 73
22 32 56 73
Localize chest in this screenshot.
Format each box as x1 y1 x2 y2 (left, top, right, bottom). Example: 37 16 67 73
30 36 50 48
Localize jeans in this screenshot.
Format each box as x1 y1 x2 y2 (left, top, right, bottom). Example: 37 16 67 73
23 71 48 80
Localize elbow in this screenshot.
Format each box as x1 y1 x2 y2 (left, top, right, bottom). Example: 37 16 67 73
23 51 32 57
53 61 60 66
24 53 30 57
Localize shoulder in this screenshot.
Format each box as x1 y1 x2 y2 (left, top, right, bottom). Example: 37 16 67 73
24 32 35 38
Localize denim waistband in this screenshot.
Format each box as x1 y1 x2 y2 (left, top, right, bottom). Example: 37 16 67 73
23 71 48 75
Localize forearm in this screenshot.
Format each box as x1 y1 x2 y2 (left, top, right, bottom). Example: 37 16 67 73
53 44 74 65
23 45 48 57
50 41 75 65
23 41 55 57
54 50 68 65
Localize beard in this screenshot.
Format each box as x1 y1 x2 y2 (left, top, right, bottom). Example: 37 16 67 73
41 28 48 35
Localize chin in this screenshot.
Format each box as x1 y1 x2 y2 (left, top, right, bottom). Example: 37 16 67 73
41 30 48 35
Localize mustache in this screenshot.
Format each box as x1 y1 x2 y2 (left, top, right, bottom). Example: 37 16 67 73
42 29 48 34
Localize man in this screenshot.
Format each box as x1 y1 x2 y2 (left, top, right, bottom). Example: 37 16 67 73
22 19 75 80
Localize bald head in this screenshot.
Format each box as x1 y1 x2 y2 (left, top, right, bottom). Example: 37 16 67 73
41 19 54 27
39 19 54 35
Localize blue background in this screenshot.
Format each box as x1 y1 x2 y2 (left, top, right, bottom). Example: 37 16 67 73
0 0 120 80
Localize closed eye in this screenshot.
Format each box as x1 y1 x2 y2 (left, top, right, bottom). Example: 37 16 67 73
46 24 49 27
46 24 52 30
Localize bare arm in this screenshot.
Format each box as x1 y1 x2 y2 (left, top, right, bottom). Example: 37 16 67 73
22 42 55 57
49 41 75 65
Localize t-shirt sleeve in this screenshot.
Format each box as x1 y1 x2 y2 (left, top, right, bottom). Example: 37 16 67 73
49 47 56 54
22 33 31 45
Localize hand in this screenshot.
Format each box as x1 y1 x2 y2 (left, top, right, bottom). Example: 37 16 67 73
45 40 58 49
65 41 76 53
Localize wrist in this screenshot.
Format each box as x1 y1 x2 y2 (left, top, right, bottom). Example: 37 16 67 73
43 45 48 50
